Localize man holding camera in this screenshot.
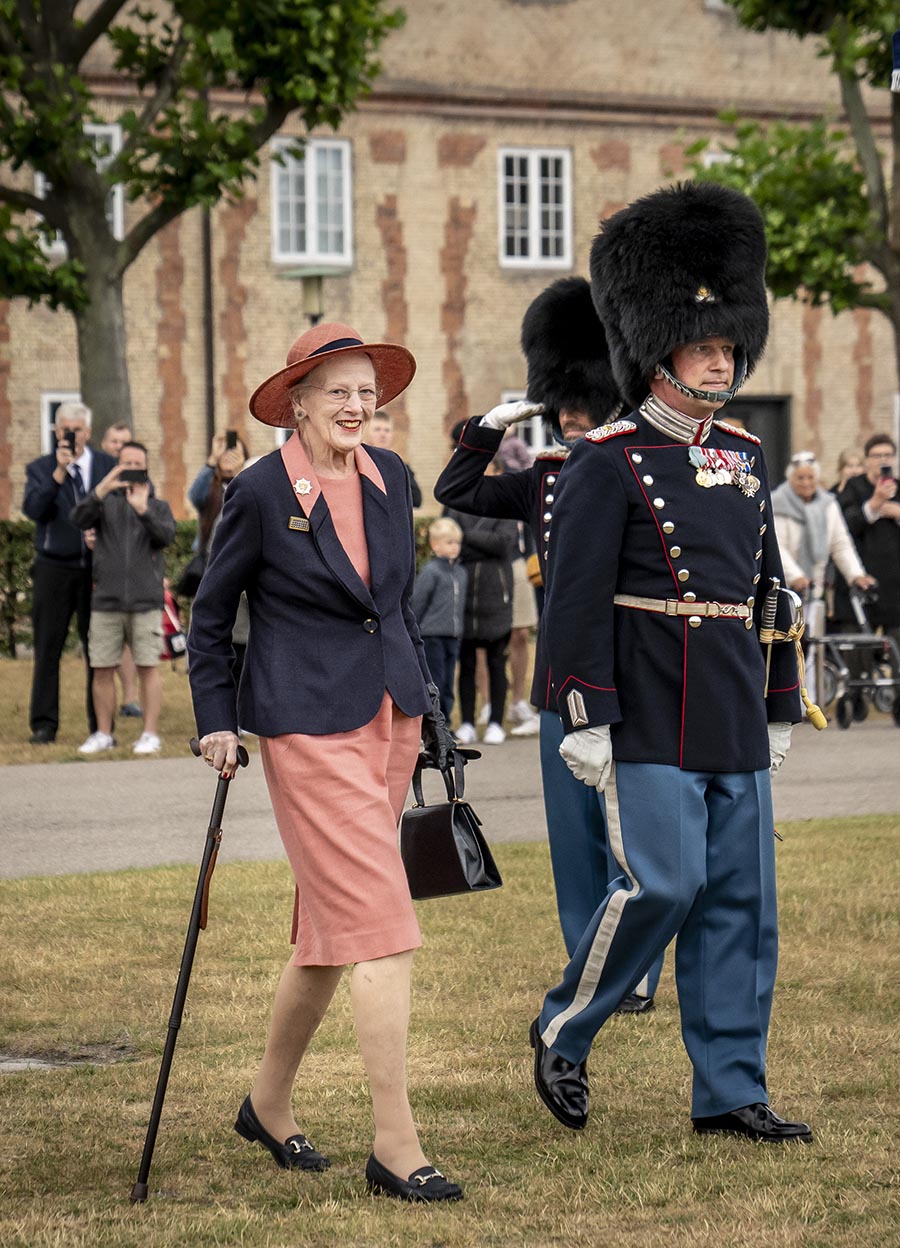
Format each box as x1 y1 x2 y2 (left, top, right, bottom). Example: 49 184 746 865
71 441 175 755
23 401 117 744
833 434 900 650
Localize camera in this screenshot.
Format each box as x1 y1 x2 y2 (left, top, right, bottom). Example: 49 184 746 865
225 429 238 450
62 429 77 454
119 468 149 485
879 464 894 479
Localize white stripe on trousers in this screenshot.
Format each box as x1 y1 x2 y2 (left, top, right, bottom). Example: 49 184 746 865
541 764 640 1048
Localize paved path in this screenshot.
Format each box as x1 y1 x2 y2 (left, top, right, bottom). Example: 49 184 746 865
1 719 898 880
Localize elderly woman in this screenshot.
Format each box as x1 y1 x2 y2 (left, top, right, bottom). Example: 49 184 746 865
188 322 461 1203
771 453 873 631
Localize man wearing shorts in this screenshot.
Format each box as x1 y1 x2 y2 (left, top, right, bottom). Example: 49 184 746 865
71 441 175 755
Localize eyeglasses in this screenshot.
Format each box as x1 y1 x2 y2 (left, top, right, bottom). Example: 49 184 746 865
300 384 382 408
866 448 895 460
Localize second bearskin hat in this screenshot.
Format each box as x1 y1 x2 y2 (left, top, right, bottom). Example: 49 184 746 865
521 276 621 437
590 181 769 410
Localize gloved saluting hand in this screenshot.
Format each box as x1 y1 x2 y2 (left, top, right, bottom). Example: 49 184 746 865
559 725 613 791
479 399 544 430
421 683 456 771
767 722 792 775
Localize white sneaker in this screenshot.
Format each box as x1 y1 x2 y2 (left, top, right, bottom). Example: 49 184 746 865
455 722 477 745
476 704 492 727
508 699 534 725
510 713 540 737
78 731 116 755
482 722 506 745
133 732 161 755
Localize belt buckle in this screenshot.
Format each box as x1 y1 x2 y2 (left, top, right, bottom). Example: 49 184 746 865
706 602 721 619
665 600 678 617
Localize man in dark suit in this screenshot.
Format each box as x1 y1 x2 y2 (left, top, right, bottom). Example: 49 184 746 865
22 401 116 743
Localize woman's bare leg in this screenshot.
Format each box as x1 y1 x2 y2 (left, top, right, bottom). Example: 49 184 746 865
351 950 429 1176
249 959 344 1141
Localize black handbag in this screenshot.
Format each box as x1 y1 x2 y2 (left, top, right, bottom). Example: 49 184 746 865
399 752 502 900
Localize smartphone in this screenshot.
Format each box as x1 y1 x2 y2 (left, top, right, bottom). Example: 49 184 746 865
119 468 149 484
880 464 894 479
225 430 238 450
62 429 77 454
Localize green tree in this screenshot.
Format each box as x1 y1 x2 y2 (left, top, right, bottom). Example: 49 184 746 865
688 2 900 385
0 0 402 439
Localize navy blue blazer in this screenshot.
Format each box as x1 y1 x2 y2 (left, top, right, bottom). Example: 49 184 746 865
434 415 567 709
23 449 117 566
188 439 432 738
543 412 802 773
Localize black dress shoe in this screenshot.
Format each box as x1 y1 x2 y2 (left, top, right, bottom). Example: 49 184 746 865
234 1095 330 1170
29 728 55 744
692 1103 813 1143
529 1018 589 1130
616 993 655 1015
365 1153 463 1202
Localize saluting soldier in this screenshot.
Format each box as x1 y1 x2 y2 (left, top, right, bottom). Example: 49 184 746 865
530 182 814 1143
435 277 663 1012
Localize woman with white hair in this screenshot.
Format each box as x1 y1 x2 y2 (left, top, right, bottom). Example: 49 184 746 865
771 452 874 632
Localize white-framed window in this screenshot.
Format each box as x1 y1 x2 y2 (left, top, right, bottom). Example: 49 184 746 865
498 147 572 269
40 391 80 454
33 122 124 253
500 389 554 455
270 137 353 266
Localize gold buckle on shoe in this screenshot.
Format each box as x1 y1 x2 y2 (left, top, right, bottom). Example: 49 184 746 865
415 1169 445 1185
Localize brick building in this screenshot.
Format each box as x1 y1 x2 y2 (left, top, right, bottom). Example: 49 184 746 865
2 0 897 519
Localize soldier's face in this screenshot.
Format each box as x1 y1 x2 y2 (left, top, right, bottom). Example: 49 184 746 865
559 408 593 442
670 337 735 397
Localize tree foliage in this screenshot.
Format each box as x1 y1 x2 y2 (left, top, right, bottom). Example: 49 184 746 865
688 0 899 335
0 0 404 309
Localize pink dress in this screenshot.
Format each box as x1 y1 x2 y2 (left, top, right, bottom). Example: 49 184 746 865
258 469 423 966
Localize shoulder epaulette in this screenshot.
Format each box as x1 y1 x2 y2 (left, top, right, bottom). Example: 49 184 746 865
535 449 568 462
714 420 761 445
584 419 638 444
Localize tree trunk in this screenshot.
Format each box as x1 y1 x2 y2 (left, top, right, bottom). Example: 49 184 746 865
73 263 133 445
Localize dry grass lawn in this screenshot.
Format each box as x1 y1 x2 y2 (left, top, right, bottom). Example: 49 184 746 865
2 816 899 1247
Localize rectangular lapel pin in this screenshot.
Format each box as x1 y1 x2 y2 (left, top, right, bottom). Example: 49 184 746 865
288 516 310 532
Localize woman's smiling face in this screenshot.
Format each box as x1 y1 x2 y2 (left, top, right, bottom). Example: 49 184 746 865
292 353 379 458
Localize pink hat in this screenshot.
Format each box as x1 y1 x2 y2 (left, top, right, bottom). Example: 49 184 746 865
249 322 417 428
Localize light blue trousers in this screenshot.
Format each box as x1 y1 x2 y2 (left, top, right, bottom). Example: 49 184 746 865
539 711 663 998
538 760 778 1118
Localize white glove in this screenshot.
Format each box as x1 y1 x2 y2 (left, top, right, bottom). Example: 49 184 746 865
479 399 544 430
560 726 613 791
767 722 792 775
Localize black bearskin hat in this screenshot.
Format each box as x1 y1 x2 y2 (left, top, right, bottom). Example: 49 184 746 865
521 276 621 436
590 182 769 410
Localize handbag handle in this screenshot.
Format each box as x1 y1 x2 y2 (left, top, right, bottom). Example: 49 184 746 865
411 748 479 807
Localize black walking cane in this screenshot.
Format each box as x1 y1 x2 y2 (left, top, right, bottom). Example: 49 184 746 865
130 737 249 1204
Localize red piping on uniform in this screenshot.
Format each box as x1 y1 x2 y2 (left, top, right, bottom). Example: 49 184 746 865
624 445 682 594
546 667 553 706
457 420 494 452
767 682 800 693
557 675 616 695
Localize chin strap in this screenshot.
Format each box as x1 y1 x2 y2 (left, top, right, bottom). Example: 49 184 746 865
656 351 749 404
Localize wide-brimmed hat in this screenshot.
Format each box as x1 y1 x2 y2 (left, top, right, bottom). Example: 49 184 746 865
249 321 417 428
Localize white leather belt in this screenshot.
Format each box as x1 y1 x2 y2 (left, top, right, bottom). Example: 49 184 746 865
614 593 752 620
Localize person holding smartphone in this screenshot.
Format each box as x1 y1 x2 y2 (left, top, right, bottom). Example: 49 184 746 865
22 401 116 744
832 433 900 652
186 430 249 561
70 442 175 755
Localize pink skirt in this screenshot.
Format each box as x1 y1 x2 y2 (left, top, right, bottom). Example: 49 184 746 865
259 692 423 966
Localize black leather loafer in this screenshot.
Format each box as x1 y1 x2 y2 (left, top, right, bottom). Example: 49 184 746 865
616 993 655 1014
29 728 55 744
529 1017 588 1130
692 1102 813 1143
365 1153 463 1202
234 1095 330 1170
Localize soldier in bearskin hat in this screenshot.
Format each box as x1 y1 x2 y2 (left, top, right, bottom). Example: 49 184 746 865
530 182 814 1143
434 278 662 1012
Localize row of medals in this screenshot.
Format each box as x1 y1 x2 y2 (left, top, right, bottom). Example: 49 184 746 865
688 447 761 498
